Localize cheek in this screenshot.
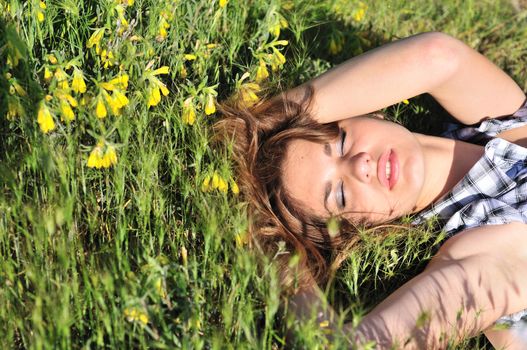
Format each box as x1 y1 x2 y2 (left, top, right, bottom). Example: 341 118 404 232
402 148 426 197
347 186 393 222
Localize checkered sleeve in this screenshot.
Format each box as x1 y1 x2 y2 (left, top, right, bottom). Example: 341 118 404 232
442 99 527 144
443 198 527 235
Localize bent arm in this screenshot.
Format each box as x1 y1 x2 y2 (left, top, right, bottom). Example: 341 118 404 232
287 223 527 348
285 32 525 125
357 222 527 348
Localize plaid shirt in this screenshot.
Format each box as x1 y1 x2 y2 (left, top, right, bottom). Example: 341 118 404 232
414 100 527 325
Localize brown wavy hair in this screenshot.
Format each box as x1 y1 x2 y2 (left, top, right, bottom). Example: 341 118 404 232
215 86 366 292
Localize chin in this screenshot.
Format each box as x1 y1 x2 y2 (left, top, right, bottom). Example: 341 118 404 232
403 154 425 190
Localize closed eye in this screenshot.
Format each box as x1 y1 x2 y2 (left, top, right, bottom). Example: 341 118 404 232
336 180 345 210
340 129 347 156
340 180 346 209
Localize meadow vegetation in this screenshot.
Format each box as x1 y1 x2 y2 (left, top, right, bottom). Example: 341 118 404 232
1 0 526 348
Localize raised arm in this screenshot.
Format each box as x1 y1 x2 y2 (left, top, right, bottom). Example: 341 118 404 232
285 32 525 125
287 222 527 349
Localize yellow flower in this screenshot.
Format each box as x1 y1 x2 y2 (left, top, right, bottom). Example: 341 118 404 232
269 14 288 37
158 18 170 40
159 83 169 97
145 67 169 107
230 180 239 195
59 80 69 90
353 9 365 22
238 82 261 107
115 5 129 34
219 0 228 7
36 1 46 22
6 99 23 120
37 102 55 133
255 60 269 82
217 177 228 193
44 67 53 81
99 82 115 91
353 2 367 22
54 68 68 81
109 74 129 89
147 86 161 108
235 232 248 247
269 24 280 38
280 16 289 29
210 171 228 192
181 245 188 266
402 99 409 105
101 90 118 115
112 89 129 109
182 98 196 125
53 68 70 90
329 37 343 55
59 100 75 121
7 100 16 119
103 145 118 167
10 81 27 96
329 39 337 55
212 172 219 188
87 141 117 169
6 42 23 67
7 101 17 120
100 49 115 69
184 54 197 61
123 307 149 326
204 94 216 115
154 278 167 299
72 68 87 94
56 90 78 107
95 96 107 118
271 49 286 71
117 0 134 6
37 11 45 22
98 77 128 115
201 175 211 192
46 54 57 64
87 142 103 168
152 66 170 75
87 28 105 50
179 66 188 79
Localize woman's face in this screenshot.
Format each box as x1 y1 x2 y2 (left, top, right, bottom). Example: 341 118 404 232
281 116 427 224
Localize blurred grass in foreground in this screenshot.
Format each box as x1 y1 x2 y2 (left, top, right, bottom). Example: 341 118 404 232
1 0 526 348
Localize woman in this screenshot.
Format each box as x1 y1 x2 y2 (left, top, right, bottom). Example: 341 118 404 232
217 32 527 348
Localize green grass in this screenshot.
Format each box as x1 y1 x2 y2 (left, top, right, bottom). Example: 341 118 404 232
1 0 526 348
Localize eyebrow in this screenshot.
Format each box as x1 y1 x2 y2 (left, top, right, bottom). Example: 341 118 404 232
324 143 331 156
324 180 346 213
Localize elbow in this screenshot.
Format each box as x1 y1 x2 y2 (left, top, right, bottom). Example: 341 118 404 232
417 32 465 88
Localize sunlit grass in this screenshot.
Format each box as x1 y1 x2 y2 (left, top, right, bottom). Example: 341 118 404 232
0 0 525 348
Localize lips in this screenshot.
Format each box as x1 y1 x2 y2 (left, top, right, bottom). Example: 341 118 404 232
378 149 399 190
388 150 399 190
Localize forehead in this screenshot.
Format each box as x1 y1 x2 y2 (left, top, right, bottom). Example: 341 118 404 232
281 138 330 218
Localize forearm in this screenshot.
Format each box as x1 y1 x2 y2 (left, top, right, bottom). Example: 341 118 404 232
355 253 527 349
287 32 524 124
287 225 527 348
485 325 527 350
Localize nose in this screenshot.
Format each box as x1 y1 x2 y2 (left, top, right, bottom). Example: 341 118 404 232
342 152 372 183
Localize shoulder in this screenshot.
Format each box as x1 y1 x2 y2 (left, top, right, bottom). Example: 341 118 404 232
429 222 527 266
